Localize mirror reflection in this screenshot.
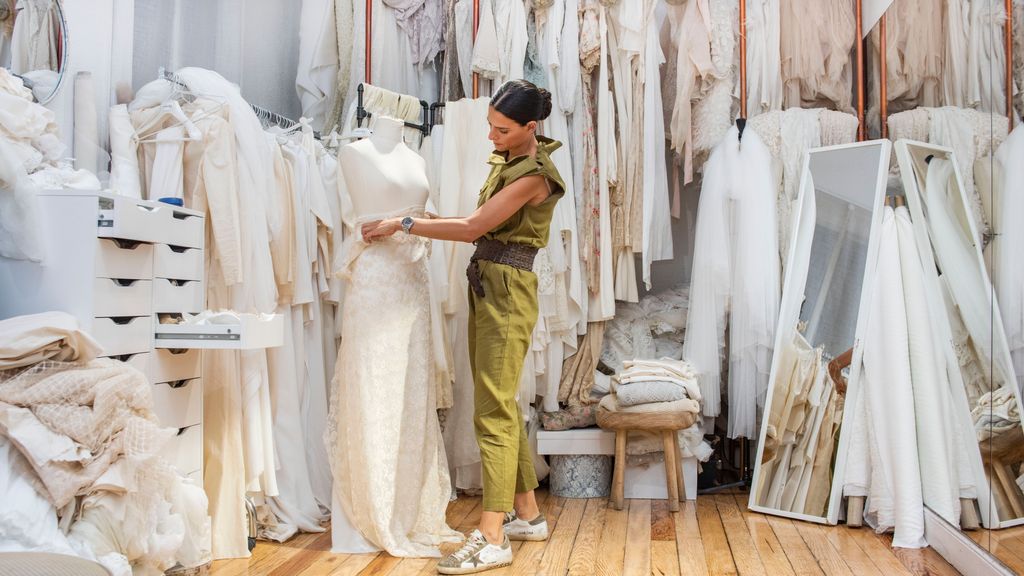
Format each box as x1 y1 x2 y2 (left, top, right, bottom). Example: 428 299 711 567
0 0 66 103
754 143 887 519
899 143 1024 528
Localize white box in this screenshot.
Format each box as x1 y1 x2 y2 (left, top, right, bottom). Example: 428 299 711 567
93 278 152 317
149 348 201 383
624 458 698 501
151 378 203 429
94 239 153 280
537 428 615 455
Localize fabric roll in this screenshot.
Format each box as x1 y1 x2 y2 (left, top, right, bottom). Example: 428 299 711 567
74 72 98 175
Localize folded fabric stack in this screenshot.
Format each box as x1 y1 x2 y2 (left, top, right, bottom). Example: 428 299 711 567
598 358 713 464
614 358 702 409
601 285 690 374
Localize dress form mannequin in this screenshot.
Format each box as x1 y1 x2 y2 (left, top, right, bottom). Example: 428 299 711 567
338 116 430 220
328 114 459 555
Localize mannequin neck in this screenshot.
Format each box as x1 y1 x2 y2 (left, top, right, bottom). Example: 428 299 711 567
370 116 405 149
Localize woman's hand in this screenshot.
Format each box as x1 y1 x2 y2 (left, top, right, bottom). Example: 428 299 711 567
361 218 402 242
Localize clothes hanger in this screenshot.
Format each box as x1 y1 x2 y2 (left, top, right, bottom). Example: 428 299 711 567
736 117 747 142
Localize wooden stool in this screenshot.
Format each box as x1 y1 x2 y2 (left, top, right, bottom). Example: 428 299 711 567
596 407 698 512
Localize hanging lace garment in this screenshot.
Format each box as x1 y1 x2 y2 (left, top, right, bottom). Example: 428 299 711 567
740 0 782 115
994 126 1024 394
587 0 617 321
779 0 855 113
661 0 712 185
682 127 778 439
690 0 737 169
296 0 340 131
438 0 466 101
384 0 443 67
866 0 943 136
842 207 927 549
965 1 1020 123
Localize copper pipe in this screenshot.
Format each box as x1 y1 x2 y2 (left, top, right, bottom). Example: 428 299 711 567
1008 0 1014 131
879 12 887 139
739 0 747 117
365 0 372 83
856 0 865 141
472 0 480 98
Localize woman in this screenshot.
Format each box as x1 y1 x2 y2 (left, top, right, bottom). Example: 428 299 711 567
362 79 563 574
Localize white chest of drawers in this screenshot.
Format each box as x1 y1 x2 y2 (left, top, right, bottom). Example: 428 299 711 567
0 190 207 479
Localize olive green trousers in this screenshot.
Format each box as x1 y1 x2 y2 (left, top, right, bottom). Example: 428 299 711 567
468 260 540 512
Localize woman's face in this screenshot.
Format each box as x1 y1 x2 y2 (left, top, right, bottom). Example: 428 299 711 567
487 106 536 153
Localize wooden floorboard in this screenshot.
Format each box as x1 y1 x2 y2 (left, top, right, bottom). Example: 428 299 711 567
209 490 966 576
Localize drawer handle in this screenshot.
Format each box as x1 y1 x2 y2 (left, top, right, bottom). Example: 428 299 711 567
110 353 137 362
168 279 194 287
112 239 144 250
168 379 191 389
135 204 159 213
110 316 139 325
177 427 189 436
112 279 139 287
172 211 197 221
167 348 190 355
168 245 191 254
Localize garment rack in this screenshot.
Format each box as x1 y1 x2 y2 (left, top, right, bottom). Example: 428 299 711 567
159 69 321 140
354 83 430 136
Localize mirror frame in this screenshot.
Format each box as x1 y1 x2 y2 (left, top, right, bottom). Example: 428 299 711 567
748 139 893 525
895 139 1024 530
22 0 69 105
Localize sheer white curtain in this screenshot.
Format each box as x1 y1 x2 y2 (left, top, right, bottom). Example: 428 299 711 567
131 0 302 119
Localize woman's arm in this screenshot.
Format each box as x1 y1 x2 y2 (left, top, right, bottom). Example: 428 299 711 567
362 174 549 243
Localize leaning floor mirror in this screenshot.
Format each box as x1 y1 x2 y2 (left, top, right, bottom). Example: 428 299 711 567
749 140 892 524
895 140 1024 530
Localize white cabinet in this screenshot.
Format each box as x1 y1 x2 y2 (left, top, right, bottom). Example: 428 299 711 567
0 190 207 481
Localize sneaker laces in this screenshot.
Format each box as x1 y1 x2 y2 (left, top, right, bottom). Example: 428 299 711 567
450 532 487 562
503 512 517 524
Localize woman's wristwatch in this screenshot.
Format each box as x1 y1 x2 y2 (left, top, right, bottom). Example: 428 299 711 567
401 216 415 234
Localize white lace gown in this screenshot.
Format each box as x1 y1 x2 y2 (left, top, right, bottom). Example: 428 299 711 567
326 227 461 557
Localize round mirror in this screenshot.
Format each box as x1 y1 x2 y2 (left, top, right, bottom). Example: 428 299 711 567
0 0 68 104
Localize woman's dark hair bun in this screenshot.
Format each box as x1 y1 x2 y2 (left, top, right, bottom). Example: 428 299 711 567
491 79 552 125
537 87 553 121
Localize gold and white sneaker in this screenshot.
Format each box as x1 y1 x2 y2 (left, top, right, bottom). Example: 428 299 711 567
502 512 549 541
436 529 513 575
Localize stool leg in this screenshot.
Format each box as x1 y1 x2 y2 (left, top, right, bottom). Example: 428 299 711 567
662 431 680 512
612 431 626 511
672 433 686 503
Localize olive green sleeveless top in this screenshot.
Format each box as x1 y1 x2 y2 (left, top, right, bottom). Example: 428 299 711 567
477 135 566 249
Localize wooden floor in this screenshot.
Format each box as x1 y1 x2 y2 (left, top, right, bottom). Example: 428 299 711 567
209 490 961 576
969 523 1024 573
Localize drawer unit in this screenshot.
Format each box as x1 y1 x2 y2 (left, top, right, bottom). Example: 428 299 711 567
93 278 152 318
153 278 204 314
104 351 150 376
151 378 203 429
185 469 202 483
96 195 168 243
167 423 203 475
154 244 203 281
95 239 153 280
165 209 205 249
150 348 201 383
92 316 152 356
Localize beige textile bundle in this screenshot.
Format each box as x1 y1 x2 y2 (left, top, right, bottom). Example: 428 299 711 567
0 359 172 507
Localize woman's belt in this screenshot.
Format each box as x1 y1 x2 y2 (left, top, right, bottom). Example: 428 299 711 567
466 238 538 297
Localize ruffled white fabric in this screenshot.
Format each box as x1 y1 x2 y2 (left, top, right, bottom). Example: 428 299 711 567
683 127 778 439
994 126 1024 394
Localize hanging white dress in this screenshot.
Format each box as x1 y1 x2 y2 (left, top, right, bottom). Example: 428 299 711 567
994 126 1024 394
741 0 782 115
682 127 778 439
296 0 340 131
